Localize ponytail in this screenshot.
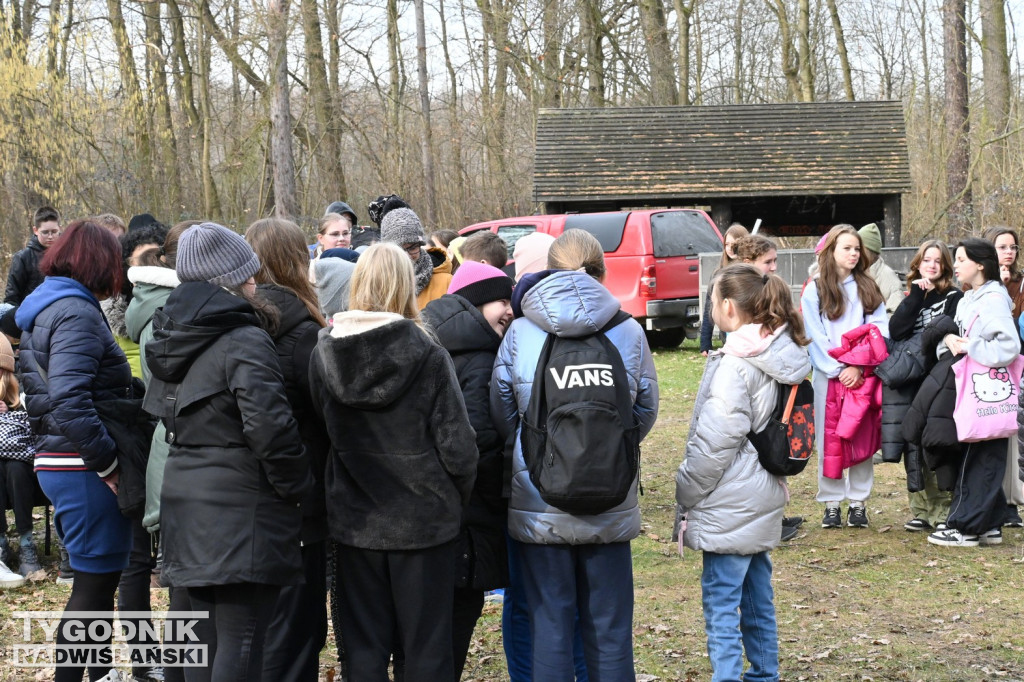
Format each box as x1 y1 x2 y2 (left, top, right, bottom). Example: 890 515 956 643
713 263 809 346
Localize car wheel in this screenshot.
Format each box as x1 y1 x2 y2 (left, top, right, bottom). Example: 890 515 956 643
645 327 685 349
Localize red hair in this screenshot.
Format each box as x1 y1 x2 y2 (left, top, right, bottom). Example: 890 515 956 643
40 220 123 298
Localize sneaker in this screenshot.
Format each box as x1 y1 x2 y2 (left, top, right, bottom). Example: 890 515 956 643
781 524 799 542
57 545 74 585
847 504 869 528
1004 506 1023 528
904 518 933 532
18 539 41 576
980 528 1003 546
94 670 125 682
132 667 166 682
0 559 26 589
935 522 948 531
822 505 842 528
782 516 805 528
928 528 979 547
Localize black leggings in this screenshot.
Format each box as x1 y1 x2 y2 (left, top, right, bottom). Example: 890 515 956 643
185 583 280 682
55 570 123 682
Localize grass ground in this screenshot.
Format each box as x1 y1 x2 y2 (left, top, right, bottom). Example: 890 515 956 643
3 338 1024 681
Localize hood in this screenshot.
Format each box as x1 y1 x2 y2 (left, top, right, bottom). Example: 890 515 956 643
145 281 261 383
512 269 557 317
956 279 1014 328
124 273 178 343
259 284 319 340
427 246 453 275
25 235 44 252
731 327 812 385
315 311 434 409
15 276 102 332
128 265 180 288
518 270 620 338
314 257 356 318
422 294 501 355
101 295 130 338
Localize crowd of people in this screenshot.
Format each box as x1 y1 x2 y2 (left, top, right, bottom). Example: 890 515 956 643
0 199 1023 682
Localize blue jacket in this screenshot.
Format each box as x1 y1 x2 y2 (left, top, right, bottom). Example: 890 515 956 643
491 270 659 545
17 277 132 474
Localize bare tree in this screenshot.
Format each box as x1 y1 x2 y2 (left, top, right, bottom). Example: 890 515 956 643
638 0 678 104
268 0 298 219
413 0 436 225
944 0 971 237
824 0 853 100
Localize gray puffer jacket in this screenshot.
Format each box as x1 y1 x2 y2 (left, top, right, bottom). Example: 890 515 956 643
491 270 659 545
676 325 811 554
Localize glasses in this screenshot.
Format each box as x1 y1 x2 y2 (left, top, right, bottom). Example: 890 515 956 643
997 245 1019 253
402 243 422 256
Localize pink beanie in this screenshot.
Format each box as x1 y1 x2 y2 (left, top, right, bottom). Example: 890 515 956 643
448 261 513 307
513 232 556 283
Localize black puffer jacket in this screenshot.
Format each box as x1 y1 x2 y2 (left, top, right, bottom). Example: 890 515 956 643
259 284 329 545
4 236 46 306
423 294 508 590
144 281 312 587
310 311 477 551
902 315 962 491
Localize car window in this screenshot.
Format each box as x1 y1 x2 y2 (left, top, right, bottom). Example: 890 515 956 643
564 213 629 252
496 225 538 261
650 211 722 257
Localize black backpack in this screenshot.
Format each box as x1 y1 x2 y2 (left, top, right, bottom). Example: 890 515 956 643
747 379 815 477
520 311 640 515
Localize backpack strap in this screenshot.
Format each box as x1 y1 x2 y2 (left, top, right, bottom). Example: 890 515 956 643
601 310 632 334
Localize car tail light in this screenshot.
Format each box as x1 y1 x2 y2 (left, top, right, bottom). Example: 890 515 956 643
640 264 657 298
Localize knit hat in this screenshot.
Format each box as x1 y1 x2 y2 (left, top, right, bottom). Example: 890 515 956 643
513 232 556 283
448 261 513 307
176 222 261 287
380 208 425 246
0 323 14 372
314 258 356 318
324 201 358 225
858 223 883 254
0 303 19 340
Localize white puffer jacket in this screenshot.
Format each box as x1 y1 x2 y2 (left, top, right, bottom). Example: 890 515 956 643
676 324 811 554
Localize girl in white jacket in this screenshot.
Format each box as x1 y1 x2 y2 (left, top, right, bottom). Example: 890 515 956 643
676 264 811 682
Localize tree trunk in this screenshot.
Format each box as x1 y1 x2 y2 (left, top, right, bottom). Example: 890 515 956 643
637 0 677 105
542 0 562 108
768 0 800 100
979 0 1010 188
825 0 854 100
268 0 298 219
732 0 742 103
414 0 436 225
797 0 813 101
944 0 971 237
144 0 181 214
197 18 221 218
386 0 402 184
438 0 465 224
672 0 694 105
300 0 346 201
580 0 605 106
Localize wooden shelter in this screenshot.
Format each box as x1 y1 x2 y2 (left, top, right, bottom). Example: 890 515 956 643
534 101 912 244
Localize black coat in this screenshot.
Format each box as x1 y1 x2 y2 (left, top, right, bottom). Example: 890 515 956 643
19 277 132 472
4 236 46 306
423 294 508 590
144 281 312 587
309 312 477 551
259 284 330 545
902 315 962 491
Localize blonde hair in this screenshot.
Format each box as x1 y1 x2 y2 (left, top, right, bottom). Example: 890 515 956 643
349 243 424 327
313 213 353 257
0 371 20 408
548 229 606 279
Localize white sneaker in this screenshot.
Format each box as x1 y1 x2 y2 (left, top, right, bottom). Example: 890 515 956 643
980 528 1003 546
928 528 980 547
94 669 125 682
0 559 25 589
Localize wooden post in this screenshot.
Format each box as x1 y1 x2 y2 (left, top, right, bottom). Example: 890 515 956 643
883 195 902 246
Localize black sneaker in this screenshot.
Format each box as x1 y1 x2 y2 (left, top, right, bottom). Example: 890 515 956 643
822 506 842 528
57 545 74 586
904 518 932 532
18 541 41 576
847 505 869 528
781 524 799 542
782 516 805 528
980 528 1003 546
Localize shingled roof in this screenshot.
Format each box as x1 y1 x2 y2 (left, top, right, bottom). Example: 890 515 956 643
533 101 911 205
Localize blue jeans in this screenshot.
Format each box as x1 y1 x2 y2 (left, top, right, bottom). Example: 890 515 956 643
503 536 589 681
701 551 779 682
517 541 633 682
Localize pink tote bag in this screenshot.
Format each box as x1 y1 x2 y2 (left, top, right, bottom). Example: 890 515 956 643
952 353 1024 443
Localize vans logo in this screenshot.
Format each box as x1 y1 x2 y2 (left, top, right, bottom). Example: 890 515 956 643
549 364 615 390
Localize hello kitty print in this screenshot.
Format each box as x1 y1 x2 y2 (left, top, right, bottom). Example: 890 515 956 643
972 367 1015 405
953 355 1024 442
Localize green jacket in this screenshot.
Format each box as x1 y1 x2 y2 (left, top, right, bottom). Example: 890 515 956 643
124 265 180 532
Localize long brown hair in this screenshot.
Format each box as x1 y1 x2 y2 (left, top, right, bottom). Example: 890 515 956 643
982 225 1020 280
246 218 327 327
719 223 749 269
907 240 955 294
713 263 809 346
815 224 884 321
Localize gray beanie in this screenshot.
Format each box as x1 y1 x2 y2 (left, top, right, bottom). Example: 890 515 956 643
177 222 261 287
380 207 425 246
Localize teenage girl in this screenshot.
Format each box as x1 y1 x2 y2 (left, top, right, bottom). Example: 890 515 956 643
887 241 961 532
800 225 888 529
676 263 811 682
734 234 778 275
700 223 749 355
928 239 1021 547
981 226 1024 528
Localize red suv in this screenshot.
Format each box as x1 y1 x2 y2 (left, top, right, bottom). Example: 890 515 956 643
459 209 722 347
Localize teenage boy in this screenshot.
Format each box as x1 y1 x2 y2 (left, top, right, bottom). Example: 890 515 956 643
5 206 61 307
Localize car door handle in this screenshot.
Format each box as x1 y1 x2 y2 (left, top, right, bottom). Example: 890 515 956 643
689 265 698 272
